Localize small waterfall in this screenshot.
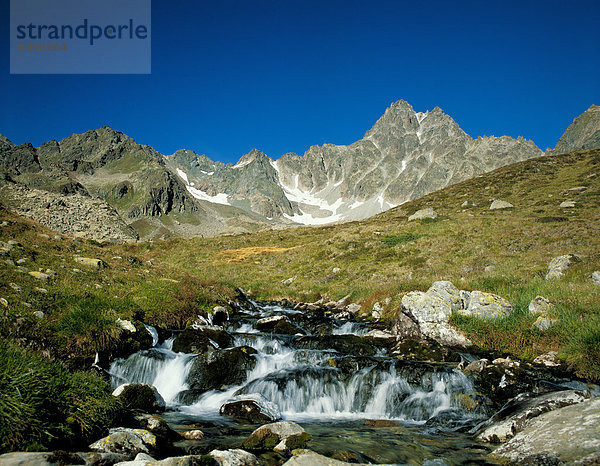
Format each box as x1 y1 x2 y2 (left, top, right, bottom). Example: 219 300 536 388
144 324 159 347
332 322 368 336
110 338 195 404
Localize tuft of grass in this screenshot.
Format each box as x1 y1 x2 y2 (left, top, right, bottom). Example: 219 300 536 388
380 234 420 246
0 341 122 453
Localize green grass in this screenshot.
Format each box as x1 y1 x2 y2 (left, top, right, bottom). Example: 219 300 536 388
0 340 122 453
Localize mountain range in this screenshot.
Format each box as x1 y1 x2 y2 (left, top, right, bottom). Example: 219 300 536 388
0 101 598 242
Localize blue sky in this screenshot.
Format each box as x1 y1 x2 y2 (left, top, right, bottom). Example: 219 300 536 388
1 0 599 163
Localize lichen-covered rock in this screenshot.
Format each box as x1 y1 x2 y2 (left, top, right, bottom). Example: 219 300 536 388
210 449 260 466
458 291 512 319
113 384 166 413
242 421 310 452
545 253 581 280
532 315 557 331
528 296 554 315
492 398 600 464
74 256 106 268
117 318 137 333
532 351 561 367
477 389 591 443
591 270 600 285
28 271 49 280
408 207 438 221
489 199 513 210
400 291 470 347
220 394 282 424
89 428 157 459
427 280 465 311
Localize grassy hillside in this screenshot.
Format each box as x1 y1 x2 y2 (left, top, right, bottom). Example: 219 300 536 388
0 149 599 451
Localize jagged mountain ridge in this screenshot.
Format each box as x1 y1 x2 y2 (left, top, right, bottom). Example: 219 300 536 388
169 100 543 224
0 127 272 241
1 100 598 241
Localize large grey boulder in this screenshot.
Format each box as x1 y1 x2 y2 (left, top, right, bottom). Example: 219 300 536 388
545 253 581 280
210 449 261 466
489 199 513 210
477 389 591 443
493 398 600 464
458 291 512 319
114 452 156 466
89 428 157 459
408 208 438 221
400 291 470 347
427 280 465 311
242 421 310 452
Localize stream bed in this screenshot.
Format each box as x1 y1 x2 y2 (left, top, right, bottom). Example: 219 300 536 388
109 301 500 464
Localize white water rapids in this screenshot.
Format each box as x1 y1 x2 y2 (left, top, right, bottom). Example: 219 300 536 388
109 303 483 425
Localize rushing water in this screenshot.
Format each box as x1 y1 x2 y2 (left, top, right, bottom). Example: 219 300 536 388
110 302 497 464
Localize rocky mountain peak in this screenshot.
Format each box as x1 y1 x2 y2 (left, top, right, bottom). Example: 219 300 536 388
553 104 600 154
233 149 270 168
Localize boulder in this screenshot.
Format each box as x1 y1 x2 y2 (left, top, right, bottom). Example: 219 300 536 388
180 430 204 440
458 290 512 319
220 394 282 424
255 315 301 334
345 303 361 314
114 452 156 466
242 421 310 452
492 398 600 464
112 384 166 413
528 296 553 315
559 200 575 208
134 414 179 444
400 291 470 347
148 456 213 465
172 328 234 353
533 315 557 331
210 449 260 466
489 200 513 210
427 280 465 311
281 276 296 285
282 450 352 465
477 389 591 443
592 270 600 285
28 271 49 280
408 207 438 221
117 318 137 333
211 306 229 326
89 428 157 459
186 346 257 392
74 256 106 268
532 351 561 367
545 253 581 280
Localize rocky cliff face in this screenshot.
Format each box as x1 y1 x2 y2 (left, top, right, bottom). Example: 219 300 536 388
171 101 542 224
553 105 600 154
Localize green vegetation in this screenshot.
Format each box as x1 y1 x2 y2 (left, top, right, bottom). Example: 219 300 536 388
0 148 599 451
0 340 121 452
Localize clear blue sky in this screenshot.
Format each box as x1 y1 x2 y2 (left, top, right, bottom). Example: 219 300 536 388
1 0 599 163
